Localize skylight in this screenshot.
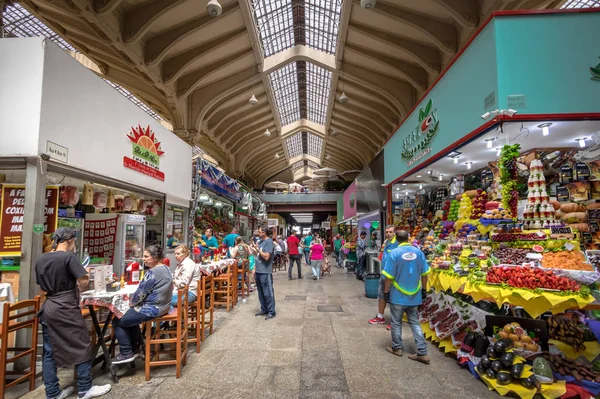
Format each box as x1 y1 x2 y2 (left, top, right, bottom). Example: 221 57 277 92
252 0 294 58
560 0 599 7
305 63 331 125
305 0 342 54
306 133 323 158
307 160 321 169
269 62 302 126
286 132 303 158
292 160 304 171
1 3 165 122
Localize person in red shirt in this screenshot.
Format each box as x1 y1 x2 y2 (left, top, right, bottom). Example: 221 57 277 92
286 231 302 280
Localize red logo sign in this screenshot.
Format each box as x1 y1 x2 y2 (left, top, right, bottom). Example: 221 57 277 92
123 125 165 181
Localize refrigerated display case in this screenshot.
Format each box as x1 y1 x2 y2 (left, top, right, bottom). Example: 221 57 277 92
113 214 146 276
57 209 85 260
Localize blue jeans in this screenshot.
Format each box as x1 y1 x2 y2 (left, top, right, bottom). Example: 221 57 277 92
41 320 92 398
171 291 197 308
304 251 311 266
288 254 302 278
255 273 276 316
112 308 153 357
311 260 322 280
334 250 341 265
389 304 427 355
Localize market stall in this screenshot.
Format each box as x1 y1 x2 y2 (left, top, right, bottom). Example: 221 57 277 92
380 10 600 399
0 38 192 299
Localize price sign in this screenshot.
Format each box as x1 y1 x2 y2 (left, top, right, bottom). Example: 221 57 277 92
84 217 118 260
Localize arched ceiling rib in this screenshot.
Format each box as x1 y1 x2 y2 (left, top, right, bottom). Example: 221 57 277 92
13 0 562 187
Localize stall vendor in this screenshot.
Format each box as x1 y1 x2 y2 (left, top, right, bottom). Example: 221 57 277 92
167 232 182 249
222 228 240 257
203 228 219 255
35 227 111 399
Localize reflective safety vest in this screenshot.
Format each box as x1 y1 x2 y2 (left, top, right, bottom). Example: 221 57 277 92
381 243 431 296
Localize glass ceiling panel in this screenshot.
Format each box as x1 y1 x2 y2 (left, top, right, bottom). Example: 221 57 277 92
292 160 304 171
269 63 302 126
252 0 294 57
1 3 165 122
306 133 323 158
305 0 342 54
286 132 303 158
560 0 599 7
307 160 320 169
305 63 331 125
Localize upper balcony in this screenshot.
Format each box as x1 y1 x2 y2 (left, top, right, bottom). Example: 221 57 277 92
256 191 342 204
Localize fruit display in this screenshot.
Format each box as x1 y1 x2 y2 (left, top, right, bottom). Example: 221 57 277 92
493 247 530 265
540 251 594 271
471 189 489 219
491 232 547 242
547 315 586 352
499 144 520 219
486 266 581 291
494 322 540 352
458 194 473 219
532 356 554 383
457 223 477 239
481 207 514 221
423 235 438 252
476 339 539 389
446 200 460 221
541 353 600 383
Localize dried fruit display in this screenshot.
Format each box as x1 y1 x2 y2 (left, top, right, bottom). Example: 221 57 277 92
548 315 586 352
542 353 600 382
541 251 594 271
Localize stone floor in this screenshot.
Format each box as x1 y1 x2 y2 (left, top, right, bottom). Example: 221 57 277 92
12 258 502 399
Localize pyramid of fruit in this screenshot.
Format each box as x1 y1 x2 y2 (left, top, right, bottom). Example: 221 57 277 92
458 195 473 219
471 189 488 219
447 200 460 221
523 159 554 229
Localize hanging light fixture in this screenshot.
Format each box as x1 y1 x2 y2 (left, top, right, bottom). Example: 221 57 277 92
263 128 271 137
419 183 423 190
326 154 331 160
577 137 588 148
214 201 223 208
331 130 339 137
249 94 258 106
485 138 495 149
274 152 280 159
439 174 443 181
199 194 209 203
339 92 349 104
537 123 552 136
453 156 459 164
466 162 473 170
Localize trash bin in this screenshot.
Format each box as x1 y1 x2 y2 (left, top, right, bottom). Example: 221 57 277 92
365 274 380 298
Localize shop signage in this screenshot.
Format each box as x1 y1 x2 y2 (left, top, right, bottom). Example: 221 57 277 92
123 125 166 181
0 184 59 256
46 141 69 163
401 99 440 166
199 159 241 202
507 94 527 109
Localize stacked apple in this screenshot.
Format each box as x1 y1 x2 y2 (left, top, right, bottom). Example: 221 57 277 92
472 189 488 219
458 195 473 219
442 200 452 221
447 200 460 221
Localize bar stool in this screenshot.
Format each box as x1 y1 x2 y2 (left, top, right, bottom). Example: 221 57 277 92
237 260 250 301
213 264 237 312
0 296 41 398
143 288 188 381
188 274 214 352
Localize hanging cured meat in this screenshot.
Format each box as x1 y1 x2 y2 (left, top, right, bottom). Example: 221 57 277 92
114 195 124 212
59 186 79 206
82 184 94 205
93 192 107 209
123 194 133 211
107 190 116 209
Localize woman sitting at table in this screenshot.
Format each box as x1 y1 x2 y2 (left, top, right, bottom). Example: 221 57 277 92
171 244 200 307
112 245 172 364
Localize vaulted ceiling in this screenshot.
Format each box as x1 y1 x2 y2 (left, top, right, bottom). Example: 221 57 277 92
13 0 567 188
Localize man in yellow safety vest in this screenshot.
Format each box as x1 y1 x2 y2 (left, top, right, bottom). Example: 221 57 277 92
382 229 431 364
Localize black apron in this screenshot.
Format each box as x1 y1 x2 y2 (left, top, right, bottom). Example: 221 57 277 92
39 289 94 367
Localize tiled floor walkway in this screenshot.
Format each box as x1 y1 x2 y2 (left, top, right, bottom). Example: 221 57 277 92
17 258 501 399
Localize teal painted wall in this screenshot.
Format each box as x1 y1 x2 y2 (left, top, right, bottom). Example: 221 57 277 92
495 13 600 114
384 23 499 184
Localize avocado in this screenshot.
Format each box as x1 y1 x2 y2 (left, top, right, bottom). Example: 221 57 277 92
480 355 492 371
493 339 513 354
491 360 503 373
533 357 553 381
476 361 487 374
496 371 513 385
500 352 516 369
521 375 537 389
487 346 499 360
474 334 490 358
463 332 476 348
486 368 497 379
510 363 525 379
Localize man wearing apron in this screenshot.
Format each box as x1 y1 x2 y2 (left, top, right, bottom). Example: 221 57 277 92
35 228 111 399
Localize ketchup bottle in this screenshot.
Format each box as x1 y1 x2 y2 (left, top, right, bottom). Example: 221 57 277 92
126 261 140 285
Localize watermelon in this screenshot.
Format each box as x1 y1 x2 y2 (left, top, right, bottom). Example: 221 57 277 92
532 245 544 253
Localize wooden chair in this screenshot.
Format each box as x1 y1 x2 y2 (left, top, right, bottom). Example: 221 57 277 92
0 296 41 399
213 263 236 312
143 288 188 381
237 260 250 301
188 274 215 352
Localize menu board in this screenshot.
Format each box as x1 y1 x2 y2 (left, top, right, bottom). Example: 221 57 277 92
0 184 59 256
84 217 118 261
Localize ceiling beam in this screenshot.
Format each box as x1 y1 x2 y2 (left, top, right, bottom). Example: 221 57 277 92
121 0 185 43
93 0 122 14
329 119 379 150
333 92 396 128
210 102 271 134
372 0 458 55
224 117 276 149
143 2 240 65
218 108 273 140
432 0 479 29
338 79 399 120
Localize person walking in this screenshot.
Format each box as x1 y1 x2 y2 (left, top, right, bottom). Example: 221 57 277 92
301 233 313 266
355 231 367 280
382 230 431 364
35 227 111 399
368 225 398 329
309 238 325 280
251 224 276 320
286 230 302 280
333 234 344 267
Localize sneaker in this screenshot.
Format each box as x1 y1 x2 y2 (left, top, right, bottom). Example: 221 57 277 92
111 353 136 365
368 316 386 325
386 324 391 331
255 311 268 317
78 384 111 398
52 386 75 399
265 314 276 320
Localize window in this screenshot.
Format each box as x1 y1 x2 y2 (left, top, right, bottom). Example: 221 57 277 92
286 132 303 158
269 63 302 126
305 63 332 125
291 160 304 171
252 0 295 57
560 0 599 7
307 160 320 169
305 0 342 54
306 133 323 158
